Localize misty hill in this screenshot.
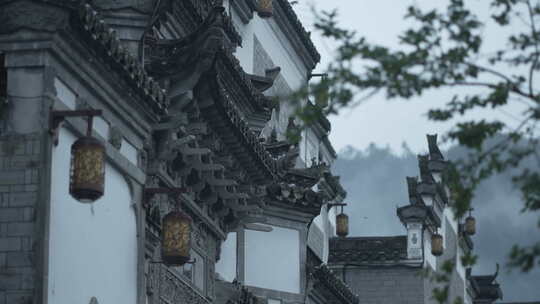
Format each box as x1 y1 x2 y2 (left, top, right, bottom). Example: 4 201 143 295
334 143 540 302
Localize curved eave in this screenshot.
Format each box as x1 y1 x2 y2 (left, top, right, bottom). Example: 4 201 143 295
312 265 359 304
216 50 270 114
274 0 321 69
197 73 277 184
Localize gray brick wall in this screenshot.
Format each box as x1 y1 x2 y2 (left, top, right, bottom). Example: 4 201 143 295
0 133 42 304
340 266 424 304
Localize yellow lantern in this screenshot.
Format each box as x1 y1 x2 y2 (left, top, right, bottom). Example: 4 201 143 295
162 211 192 266
258 0 273 18
336 205 349 237
465 216 476 235
431 233 443 256
69 136 105 203
465 209 476 235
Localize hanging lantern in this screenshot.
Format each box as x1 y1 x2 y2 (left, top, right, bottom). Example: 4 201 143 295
465 216 476 235
258 0 273 18
336 213 349 237
50 109 104 203
162 211 192 266
465 209 476 235
431 233 443 256
69 135 105 203
336 205 349 237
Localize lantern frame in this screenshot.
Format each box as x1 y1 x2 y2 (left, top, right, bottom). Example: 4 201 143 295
334 204 349 238
143 188 194 266
257 0 273 18
431 232 444 256
50 109 105 203
161 210 193 266
336 212 349 238
464 208 476 235
69 135 105 202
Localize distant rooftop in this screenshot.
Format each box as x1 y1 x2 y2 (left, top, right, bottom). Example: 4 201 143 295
329 236 407 264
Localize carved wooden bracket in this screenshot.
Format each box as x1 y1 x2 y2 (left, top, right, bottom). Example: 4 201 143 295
143 187 187 209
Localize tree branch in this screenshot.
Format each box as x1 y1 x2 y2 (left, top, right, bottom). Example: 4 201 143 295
451 64 537 102
465 62 515 84
470 117 530 171
525 0 539 98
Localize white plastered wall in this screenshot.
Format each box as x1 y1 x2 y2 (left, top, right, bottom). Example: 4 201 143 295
443 206 465 280
424 229 437 270
47 128 138 304
232 7 307 90
310 205 330 262
228 4 333 291
215 232 237 282
244 225 300 293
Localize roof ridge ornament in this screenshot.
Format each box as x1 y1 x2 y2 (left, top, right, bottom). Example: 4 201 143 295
418 154 435 183
406 176 422 205
427 134 444 160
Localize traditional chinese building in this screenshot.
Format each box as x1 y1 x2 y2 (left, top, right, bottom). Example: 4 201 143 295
328 135 503 304
0 1 356 304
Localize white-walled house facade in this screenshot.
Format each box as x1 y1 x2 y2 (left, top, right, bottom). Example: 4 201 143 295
327 135 503 304
0 1 499 304
49 128 138 304
0 1 353 304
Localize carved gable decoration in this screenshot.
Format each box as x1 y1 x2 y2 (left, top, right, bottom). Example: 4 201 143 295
427 134 444 161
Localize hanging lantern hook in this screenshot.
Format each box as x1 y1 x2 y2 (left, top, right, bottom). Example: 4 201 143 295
49 108 103 146
328 202 347 210
149 257 197 264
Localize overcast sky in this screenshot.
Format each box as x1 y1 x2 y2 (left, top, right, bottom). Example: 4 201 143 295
294 0 529 154
291 0 539 302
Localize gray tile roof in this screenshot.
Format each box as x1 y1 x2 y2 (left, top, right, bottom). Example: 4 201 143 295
329 236 407 264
